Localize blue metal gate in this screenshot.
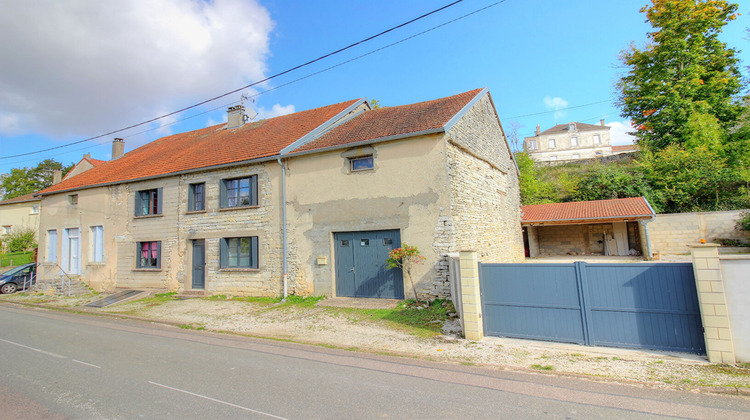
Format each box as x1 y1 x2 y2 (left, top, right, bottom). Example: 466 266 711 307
480 262 705 353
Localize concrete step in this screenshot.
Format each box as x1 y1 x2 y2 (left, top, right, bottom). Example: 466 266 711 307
177 290 208 298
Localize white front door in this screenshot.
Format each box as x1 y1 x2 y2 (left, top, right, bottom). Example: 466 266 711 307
66 228 80 274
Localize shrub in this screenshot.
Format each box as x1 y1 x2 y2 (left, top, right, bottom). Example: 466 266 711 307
2 226 37 252
736 211 750 232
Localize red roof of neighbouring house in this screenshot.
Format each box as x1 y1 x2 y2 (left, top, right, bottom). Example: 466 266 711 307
521 197 654 223
611 144 639 153
0 192 40 205
39 99 361 195
292 89 484 153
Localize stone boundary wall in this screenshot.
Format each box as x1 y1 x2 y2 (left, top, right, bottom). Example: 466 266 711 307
649 209 749 255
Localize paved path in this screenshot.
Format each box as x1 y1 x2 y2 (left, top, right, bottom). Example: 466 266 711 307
1 304 749 419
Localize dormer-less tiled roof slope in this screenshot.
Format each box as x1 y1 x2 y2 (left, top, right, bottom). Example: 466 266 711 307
611 144 639 153
0 192 40 205
521 197 654 223
40 99 360 195
293 89 483 153
88 157 107 166
538 122 610 136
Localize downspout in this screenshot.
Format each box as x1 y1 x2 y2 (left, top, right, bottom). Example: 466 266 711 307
277 158 288 298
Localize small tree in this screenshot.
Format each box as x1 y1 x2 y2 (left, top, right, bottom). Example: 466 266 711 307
386 243 425 303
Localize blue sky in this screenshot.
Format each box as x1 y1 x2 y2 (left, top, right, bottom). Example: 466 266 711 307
0 0 747 175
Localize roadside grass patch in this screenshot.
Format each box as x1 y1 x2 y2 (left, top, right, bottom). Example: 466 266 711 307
331 299 454 337
179 324 205 330
0 251 34 267
531 364 554 371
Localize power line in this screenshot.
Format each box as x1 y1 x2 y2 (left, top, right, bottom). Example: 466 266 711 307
502 99 613 120
1 0 467 160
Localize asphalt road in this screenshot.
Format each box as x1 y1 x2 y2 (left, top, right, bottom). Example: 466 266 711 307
1 304 749 419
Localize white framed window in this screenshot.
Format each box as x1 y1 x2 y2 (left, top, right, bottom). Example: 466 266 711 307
2 225 11 235
31 204 39 214
593 134 601 144
571 136 578 146
527 140 537 150
549 139 556 149
91 226 103 263
47 230 57 263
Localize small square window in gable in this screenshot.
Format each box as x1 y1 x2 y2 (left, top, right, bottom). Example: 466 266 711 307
68 194 78 205
341 146 377 174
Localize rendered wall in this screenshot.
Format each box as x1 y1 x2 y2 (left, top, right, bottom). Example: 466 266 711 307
650 210 749 255
286 134 450 298
0 200 40 237
38 187 121 290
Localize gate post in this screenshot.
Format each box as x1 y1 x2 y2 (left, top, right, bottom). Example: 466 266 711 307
459 251 483 340
690 244 735 364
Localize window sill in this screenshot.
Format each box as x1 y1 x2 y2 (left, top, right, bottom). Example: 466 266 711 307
132 268 161 272
218 205 260 212
134 214 163 219
218 268 260 272
186 210 207 215
87 262 105 267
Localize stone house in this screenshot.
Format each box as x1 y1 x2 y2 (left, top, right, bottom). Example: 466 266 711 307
37 88 523 299
523 120 613 163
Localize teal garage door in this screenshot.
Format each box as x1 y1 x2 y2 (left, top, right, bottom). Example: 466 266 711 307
335 230 403 299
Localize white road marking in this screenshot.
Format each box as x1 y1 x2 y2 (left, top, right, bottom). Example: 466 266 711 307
149 381 288 419
73 359 101 368
0 338 66 359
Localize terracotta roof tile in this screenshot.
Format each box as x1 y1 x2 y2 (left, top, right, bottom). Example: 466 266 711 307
40 99 360 195
521 197 654 223
293 89 483 153
0 192 40 205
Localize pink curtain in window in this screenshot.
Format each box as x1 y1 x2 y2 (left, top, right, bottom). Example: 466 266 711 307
150 242 158 259
141 243 149 260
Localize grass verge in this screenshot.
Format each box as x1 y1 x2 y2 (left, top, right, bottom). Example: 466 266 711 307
0 251 34 267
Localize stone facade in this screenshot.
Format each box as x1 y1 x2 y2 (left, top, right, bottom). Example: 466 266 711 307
649 210 749 255
37 90 523 300
529 222 644 257
524 121 612 163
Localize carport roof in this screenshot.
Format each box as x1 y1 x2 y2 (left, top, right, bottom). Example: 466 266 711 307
521 197 655 225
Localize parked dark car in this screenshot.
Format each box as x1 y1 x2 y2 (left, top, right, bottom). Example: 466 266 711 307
0 263 36 294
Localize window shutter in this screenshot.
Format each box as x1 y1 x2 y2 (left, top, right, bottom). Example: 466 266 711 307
156 188 163 215
135 192 142 216
251 175 258 206
220 238 228 268
156 241 162 269
188 184 195 211
136 242 141 268
251 236 259 268
219 180 227 208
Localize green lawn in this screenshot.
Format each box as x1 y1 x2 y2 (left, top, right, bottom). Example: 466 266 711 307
0 251 35 267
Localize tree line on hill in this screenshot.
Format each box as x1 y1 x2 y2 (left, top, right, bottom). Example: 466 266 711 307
518 0 749 214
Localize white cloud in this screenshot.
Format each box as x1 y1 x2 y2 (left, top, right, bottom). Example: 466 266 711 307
0 0 274 137
608 120 637 145
256 104 295 120
543 96 569 121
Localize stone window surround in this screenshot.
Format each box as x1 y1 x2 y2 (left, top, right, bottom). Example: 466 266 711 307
341 146 378 174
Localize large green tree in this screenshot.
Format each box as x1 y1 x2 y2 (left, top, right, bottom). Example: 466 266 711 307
0 159 73 200
617 0 743 151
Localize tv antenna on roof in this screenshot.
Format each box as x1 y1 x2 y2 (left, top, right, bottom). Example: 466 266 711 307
240 93 259 121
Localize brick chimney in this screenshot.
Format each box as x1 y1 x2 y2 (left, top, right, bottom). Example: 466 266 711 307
84 153 91 160
227 105 246 129
112 138 124 160
52 170 62 185
600 119 605 127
